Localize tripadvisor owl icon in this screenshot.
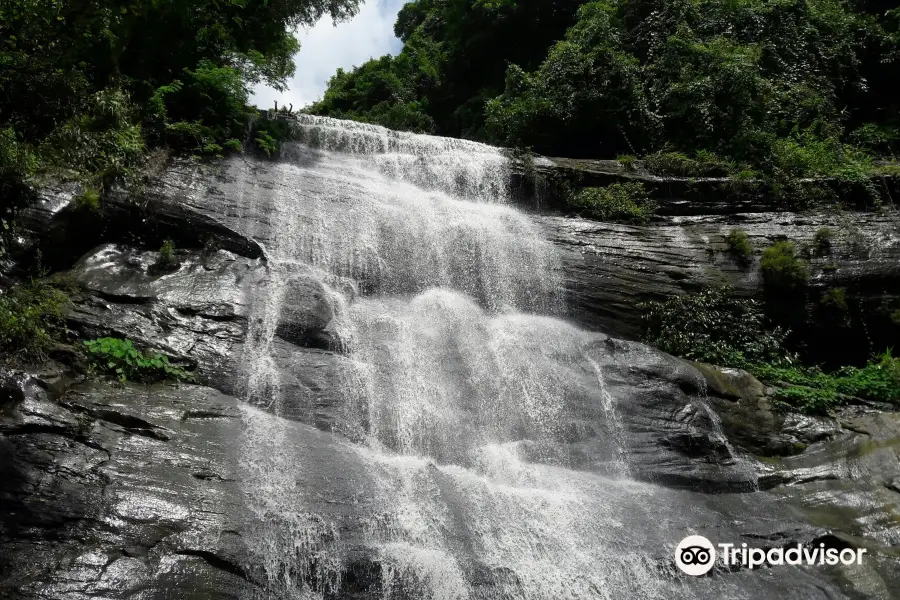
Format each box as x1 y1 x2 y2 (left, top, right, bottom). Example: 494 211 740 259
675 535 716 576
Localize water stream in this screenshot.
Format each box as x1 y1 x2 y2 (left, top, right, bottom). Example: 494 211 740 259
224 116 791 599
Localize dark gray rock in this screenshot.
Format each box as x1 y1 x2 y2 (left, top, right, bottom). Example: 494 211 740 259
5 150 900 599
0 367 874 600
689 361 841 457
64 244 351 433
540 210 900 365
16 172 264 273
274 270 341 350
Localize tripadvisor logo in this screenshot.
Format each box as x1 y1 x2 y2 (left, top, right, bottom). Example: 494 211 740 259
675 535 717 576
674 535 867 576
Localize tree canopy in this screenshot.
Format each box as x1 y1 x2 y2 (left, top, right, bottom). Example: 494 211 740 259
1 0 361 248
310 0 900 167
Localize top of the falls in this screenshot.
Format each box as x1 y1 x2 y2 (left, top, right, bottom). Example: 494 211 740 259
287 113 512 203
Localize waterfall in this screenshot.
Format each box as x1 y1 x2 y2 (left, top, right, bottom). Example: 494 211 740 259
226 116 753 599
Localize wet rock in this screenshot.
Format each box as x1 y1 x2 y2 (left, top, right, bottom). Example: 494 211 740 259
540 209 900 367
63 244 352 433
689 361 841 457
274 270 341 350
5 150 900 598
0 379 259 599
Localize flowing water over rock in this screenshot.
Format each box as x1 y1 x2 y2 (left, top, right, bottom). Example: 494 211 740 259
212 116 847 599
9 115 900 600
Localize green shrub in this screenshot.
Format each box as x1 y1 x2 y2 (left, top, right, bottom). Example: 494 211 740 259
641 286 791 367
251 115 293 158
567 183 656 224
760 241 809 288
0 279 68 359
255 131 279 158
820 287 848 312
150 239 178 275
617 154 637 171
83 337 192 383
835 349 900 403
41 88 146 187
1 130 38 232
643 150 738 177
724 229 753 263
73 187 101 211
223 138 243 153
813 227 835 256
753 349 900 413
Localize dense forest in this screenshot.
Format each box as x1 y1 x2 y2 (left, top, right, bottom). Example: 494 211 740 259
0 0 361 256
310 0 900 174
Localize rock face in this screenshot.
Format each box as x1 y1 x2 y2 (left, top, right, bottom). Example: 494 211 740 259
507 155 900 366
540 207 900 366
2 131 900 598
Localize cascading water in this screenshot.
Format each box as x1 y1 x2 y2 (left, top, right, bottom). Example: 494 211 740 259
223 116 790 600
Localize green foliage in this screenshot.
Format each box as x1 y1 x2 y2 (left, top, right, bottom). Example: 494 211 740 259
83 337 192 383
760 241 809 289
644 150 742 178
255 132 280 158
820 287 849 312
311 0 899 195
1 128 38 256
753 349 900 413
567 183 656 223
150 239 178 274
813 227 835 255
309 53 440 133
73 187 101 211
249 115 294 158
641 286 792 367
310 0 585 138
642 286 899 413
151 62 256 155
724 229 753 264
0 279 68 359
485 2 649 155
0 0 363 228
617 155 637 171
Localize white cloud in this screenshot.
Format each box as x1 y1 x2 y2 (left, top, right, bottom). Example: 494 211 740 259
251 0 406 110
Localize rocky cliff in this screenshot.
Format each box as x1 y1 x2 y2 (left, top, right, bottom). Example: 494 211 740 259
1 145 899 598
513 157 900 367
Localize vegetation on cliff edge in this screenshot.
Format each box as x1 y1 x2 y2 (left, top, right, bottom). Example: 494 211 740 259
0 0 362 258
310 0 900 197
642 286 900 413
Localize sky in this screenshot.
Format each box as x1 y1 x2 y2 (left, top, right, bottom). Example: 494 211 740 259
250 0 407 110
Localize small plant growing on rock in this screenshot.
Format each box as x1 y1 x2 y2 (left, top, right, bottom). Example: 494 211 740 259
641 286 791 367
150 239 179 275
761 240 809 289
616 154 637 171
820 287 849 312
255 131 279 157
83 337 192 383
0 279 68 360
724 229 753 264
73 186 101 211
568 183 656 224
813 227 835 256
